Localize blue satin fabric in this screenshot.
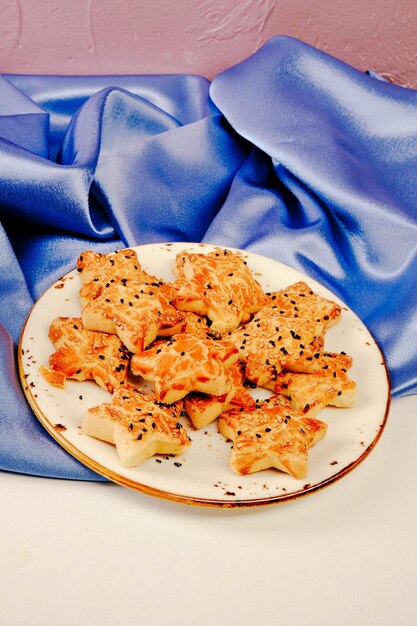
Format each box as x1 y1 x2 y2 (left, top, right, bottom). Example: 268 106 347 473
1 36 416 480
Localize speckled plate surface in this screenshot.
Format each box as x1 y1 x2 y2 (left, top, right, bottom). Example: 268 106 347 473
19 243 390 507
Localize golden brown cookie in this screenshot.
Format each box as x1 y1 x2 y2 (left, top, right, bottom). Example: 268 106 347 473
184 361 256 429
76 249 161 306
218 401 327 479
172 249 269 334
227 307 325 386
81 280 184 353
82 384 190 467
42 317 130 392
264 352 356 417
131 333 239 404
265 281 342 327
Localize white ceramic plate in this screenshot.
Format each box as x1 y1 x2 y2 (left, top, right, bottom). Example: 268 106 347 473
19 242 390 508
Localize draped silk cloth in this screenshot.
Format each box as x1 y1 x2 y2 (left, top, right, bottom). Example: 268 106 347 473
1 36 416 480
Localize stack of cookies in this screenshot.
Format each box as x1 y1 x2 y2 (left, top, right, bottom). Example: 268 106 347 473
41 247 356 479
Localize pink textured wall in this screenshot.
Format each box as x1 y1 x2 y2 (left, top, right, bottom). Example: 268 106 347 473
1 0 416 87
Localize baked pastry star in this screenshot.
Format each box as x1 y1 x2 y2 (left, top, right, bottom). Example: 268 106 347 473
265 281 342 327
264 352 356 417
218 400 327 479
41 317 130 392
131 333 239 404
172 249 269 334
81 280 184 353
227 307 325 386
83 384 190 467
76 248 161 306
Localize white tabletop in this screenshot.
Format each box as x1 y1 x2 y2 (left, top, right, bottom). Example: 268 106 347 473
1 393 416 626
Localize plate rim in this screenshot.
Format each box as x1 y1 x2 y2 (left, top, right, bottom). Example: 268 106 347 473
18 242 392 508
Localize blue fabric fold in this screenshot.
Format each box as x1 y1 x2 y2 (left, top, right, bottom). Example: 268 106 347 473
209 36 417 398
1 36 416 480
0 76 49 157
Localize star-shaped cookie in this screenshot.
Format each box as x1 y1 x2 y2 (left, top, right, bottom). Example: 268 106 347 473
81 280 184 353
263 352 356 417
218 400 327 479
82 384 190 467
227 307 325 386
172 249 269 334
265 281 342 327
76 248 161 306
131 333 239 404
41 317 130 392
